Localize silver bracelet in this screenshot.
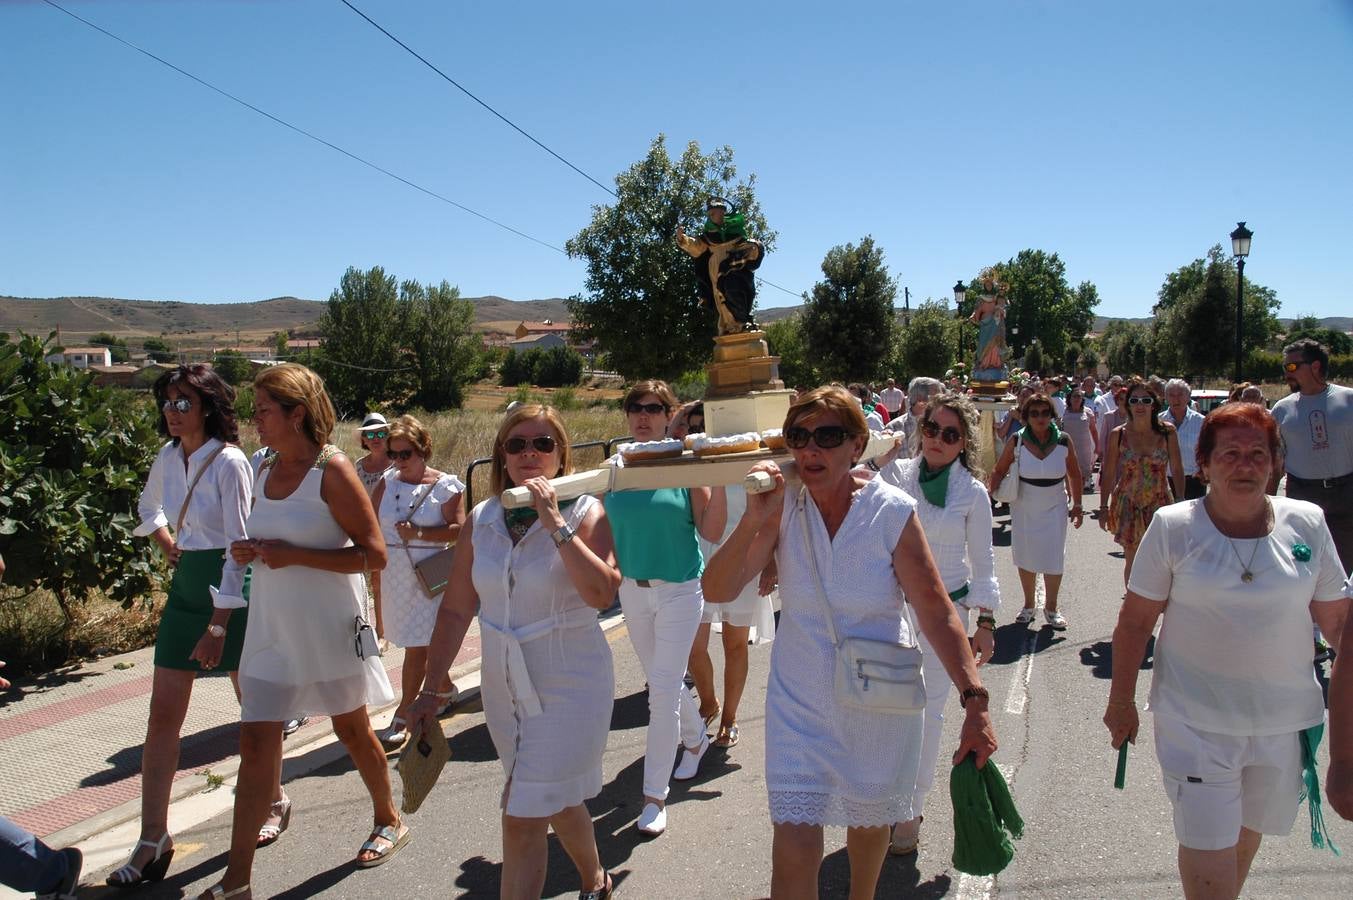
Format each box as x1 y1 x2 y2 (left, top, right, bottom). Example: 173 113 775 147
550 523 576 547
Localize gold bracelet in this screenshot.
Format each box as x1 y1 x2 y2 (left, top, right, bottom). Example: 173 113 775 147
1106 698 1136 709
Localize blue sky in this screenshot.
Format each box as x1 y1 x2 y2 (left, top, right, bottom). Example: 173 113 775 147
3 0 1350 320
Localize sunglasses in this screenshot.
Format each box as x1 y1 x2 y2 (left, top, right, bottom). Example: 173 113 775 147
161 398 193 413
626 402 668 416
364 430 389 440
921 420 964 445
1026 409 1053 419
504 435 558 455
1283 361 1308 373
784 425 853 449
390 449 419 461
1127 396 1155 406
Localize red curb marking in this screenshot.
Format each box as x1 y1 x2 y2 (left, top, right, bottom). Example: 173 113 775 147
0 673 155 742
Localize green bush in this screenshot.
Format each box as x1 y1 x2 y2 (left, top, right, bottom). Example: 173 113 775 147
532 346 584 387
1247 350 1353 382
0 333 161 633
551 387 579 410
499 349 535 386
671 370 709 402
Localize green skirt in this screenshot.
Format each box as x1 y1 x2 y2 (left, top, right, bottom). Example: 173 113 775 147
155 549 249 672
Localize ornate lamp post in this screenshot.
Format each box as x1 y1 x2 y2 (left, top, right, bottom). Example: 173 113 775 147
1230 221 1253 384
953 280 967 357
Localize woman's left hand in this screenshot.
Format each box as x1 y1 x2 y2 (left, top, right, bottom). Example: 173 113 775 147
1069 507 1084 529
953 706 998 768
971 626 995 666
395 521 422 542
521 476 563 529
189 629 226 670
251 539 298 569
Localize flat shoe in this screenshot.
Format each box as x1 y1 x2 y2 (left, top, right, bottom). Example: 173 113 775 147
888 816 922 856
357 822 410 868
713 723 739 748
636 802 666 836
673 734 710 780
1014 608 1036 625
1045 610 1068 630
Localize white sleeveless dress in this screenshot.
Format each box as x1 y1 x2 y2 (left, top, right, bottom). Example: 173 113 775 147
377 470 465 648
471 495 614 818
765 478 924 827
237 451 394 722
1011 440 1070 574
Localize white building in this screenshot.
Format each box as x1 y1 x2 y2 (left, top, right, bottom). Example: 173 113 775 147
45 346 113 369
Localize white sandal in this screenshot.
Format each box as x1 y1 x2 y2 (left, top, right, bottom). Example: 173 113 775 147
106 832 173 888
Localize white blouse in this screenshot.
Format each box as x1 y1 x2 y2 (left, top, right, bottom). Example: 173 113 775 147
878 457 1001 611
135 438 252 608
1128 497 1347 736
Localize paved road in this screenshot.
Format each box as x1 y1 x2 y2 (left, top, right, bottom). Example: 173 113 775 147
79 507 1351 899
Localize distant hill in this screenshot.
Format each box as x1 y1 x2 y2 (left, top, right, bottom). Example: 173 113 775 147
0 294 571 344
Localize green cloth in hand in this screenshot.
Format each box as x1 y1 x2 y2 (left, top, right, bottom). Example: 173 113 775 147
951 753 1025 876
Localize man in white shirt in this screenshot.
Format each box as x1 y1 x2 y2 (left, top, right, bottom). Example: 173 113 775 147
1095 375 1123 419
879 378 906 419
1161 379 1206 500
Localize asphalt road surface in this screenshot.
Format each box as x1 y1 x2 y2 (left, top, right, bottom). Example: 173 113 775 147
92 505 1351 898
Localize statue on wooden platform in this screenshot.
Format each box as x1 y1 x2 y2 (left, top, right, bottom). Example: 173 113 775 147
676 197 765 335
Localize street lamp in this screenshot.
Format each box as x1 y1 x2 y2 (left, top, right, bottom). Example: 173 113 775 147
953 281 967 357
1230 221 1253 384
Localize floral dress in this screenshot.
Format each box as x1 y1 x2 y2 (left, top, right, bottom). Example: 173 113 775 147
1107 430 1172 548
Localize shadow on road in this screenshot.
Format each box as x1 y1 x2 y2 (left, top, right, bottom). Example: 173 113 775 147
819 848 952 897
986 623 1066 667
83 721 242 788
1078 636 1155 680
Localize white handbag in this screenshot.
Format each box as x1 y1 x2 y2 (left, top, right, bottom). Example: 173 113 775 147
991 434 1021 504
798 489 926 714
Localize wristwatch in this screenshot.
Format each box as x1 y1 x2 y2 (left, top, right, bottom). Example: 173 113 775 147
417 527 425 540
958 685 990 708
207 624 226 638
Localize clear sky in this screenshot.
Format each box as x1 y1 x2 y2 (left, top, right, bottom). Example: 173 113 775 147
3 0 1350 320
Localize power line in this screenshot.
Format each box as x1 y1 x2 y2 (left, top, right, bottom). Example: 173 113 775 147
756 276 803 299
337 0 617 199
40 0 566 256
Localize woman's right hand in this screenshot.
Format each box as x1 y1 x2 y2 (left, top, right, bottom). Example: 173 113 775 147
405 690 440 740
1103 700 1139 749
1097 500 1112 532
744 462 784 526
229 539 258 565
157 533 182 567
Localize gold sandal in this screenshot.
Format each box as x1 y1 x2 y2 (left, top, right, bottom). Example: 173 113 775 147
713 723 739 748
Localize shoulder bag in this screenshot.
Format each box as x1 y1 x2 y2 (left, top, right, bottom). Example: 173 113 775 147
175 443 227 536
798 489 926 714
991 434 1021 504
400 477 456 598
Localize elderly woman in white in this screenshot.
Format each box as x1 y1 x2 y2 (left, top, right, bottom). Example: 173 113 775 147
1105 402 1347 900
878 391 1001 857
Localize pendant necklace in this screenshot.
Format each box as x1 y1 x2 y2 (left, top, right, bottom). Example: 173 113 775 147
1225 537 1263 583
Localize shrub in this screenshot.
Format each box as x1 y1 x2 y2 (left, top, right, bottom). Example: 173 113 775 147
532 346 584 387
671 370 709 402
551 387 579 410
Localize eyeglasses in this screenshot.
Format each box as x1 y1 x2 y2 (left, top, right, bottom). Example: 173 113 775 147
626 402 668 416
1026 409 1053 419
503 435 558 455
390 449 419 461
365 430 389 440
1127 396 1154 406
784 425 852 449
1283 361 1309 373
161 398 193 413
921 420 964 445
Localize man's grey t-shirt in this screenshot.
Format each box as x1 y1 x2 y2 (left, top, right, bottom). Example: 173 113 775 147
1272 384 1353 480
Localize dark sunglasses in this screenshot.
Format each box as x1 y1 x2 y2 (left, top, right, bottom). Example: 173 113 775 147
626 402 668 416
1283 361 1308 373
921 420 964 445
390 449 419 461
1027 409 1053 419
504 435 558 455
1127 396 1154 406
161 398 193 413
784 425 852 449
364 429 389 440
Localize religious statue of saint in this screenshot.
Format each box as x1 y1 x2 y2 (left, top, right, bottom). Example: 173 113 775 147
970 271 1009 380
676 197 765 335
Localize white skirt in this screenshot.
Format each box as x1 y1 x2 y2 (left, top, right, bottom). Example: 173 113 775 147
1011 481 1069 574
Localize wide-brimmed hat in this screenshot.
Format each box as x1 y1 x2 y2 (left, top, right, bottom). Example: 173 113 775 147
358 412 389 433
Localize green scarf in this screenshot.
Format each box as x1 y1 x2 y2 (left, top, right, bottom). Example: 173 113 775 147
1299 724 1341 855
1019 421 1061 454
504 499 576 542
918 458 953 509
702 212 747 242
951 753 1025 876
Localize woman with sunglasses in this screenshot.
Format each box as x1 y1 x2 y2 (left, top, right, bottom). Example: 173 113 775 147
1099 378 1185 585
111 365 263 888
1061 388 1100 495
877 392 1002 857
988 392 1085 629
354 413 393 494
408 404 619 899
704 386 997 899
605 380 727 837
368 415 466 749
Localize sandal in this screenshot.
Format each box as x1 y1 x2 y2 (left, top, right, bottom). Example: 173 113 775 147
1014 608 1036 625
1045 610 1068 631
431 688 457 718
700 701 721 736
713 723 739 748
380 716 410 750
199 885 250 900
579 871 613 900
888 815 923 856
107 832 174 888
256 795 292 847
357 822 410 868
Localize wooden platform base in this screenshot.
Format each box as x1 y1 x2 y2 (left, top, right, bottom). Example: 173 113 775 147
705 330 784 398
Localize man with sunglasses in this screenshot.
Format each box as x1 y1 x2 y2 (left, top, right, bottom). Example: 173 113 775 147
1272 338 1353 575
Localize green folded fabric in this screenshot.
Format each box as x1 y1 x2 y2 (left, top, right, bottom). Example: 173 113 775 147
1298 724 1341 856
951 754 1025 876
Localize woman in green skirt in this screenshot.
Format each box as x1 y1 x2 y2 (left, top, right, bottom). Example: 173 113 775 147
108 365 280 888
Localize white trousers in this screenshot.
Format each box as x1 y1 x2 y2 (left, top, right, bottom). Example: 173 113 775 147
619 576 707 801
911 604 972 818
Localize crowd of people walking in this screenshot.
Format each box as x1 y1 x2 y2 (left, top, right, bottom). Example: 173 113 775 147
4 336 1352 899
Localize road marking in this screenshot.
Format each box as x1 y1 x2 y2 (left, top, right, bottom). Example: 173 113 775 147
957 873 994 899
1004 576 1045 715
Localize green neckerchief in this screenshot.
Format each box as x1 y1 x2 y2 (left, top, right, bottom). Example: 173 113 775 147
1019 422 1061 454
918 458 953 508
504 499 577 542
702 212 747 242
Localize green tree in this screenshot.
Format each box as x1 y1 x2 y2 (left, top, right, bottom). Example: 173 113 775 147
316 266 409 416
272 330 290 358
89 332 130 363
1023 340 1046 375
801 236 897 382
763 316 818 389
404 280 478 409
211 349 252 386
566 135 775 380
142 335 175 364
0 333 160 643
1283 314 1352 356
1101 321 1150 376
895 300 956 382
532 346 585 387
986 250 1100 363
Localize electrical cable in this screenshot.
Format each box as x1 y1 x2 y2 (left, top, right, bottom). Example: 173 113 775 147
337 0 617 199
40 0 566 256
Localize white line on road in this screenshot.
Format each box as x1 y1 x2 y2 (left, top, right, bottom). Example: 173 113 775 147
957 873 994 900
1004 576 1046 715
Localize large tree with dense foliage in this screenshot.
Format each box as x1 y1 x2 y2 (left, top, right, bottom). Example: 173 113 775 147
895 300 957 382
404 279 478 410
566 136 775 381
976 250 1100 365
763 316 817 389
800 236 898 383
1283 314 1351 356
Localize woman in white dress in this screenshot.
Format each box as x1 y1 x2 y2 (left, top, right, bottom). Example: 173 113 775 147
704 386 998 900
878 392 1002 857
408 404 619 900
369 415 466 749
202 364 403 900
1105 402 1347 899
988 392 1085 630
354 413 392 643
1060 388 1099 494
